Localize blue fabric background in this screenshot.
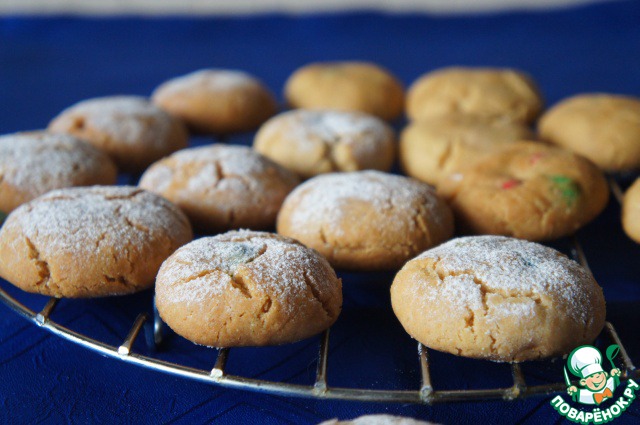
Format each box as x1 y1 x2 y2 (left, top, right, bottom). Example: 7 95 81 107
1 1 640 423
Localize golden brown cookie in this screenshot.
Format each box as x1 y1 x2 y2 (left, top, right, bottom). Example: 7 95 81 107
538 94 640 172
284 62 404 121
399 115 533 186
406 67 543 124
622 178 640 243
277 171 454 271
438 142 609 241
152 69 277 134
391 235 606 362
139 145 299 233
0 186 193 298
254 109 395 179
155 230 342 347
0 132 117 213
48 96 188 172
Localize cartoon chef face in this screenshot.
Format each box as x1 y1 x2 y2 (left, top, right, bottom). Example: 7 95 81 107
581 371 609 392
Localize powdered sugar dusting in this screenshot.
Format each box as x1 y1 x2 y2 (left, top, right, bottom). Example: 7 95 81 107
50 96 174 148
416 235 600 325
158 230 339 314
155 69 260 95
283 171 444 237
0 132 115 199
139 145 299 208
3 186 191 270
259 109 392 157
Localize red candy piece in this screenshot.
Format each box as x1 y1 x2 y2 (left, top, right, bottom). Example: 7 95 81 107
501 179 520 190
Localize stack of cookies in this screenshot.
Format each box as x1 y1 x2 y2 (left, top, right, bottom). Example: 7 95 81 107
1 62 637 365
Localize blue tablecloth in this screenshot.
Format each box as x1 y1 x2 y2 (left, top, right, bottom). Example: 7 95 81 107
1 1 640 423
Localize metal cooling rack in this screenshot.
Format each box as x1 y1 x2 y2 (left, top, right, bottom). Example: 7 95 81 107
0 178 638 404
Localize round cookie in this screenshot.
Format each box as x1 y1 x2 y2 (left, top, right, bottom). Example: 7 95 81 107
437 142 609 241
622 177 640 243
0 186 193 298
277 171 454 271
284 62 404 121
391 235 606 362
0 131 117 213
48 96 188 172
400 115 533 186
254 109 396 179
139 145 299 233
319 415 436 425
406 67 543 124
539 94 640 172
155 230 342 347
151 69 277 134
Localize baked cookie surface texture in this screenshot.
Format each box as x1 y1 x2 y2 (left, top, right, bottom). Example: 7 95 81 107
284 62 404 121
539 94 640 171
139 145 299 233
407 67 543 124
277 171 454 271
155 230 342 347
438 142 609 241
391 235 606 362
0 131 117 213
48 96 188 172
152 69 277 134
254 109 395 178
0 186 193 298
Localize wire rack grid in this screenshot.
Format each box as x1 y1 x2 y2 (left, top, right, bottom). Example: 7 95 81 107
0 178 638 405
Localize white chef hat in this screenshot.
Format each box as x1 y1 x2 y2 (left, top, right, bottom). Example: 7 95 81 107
568 346 604 379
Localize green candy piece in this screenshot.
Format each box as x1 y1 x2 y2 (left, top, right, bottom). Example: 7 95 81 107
549 175 581 205
0 211 6 226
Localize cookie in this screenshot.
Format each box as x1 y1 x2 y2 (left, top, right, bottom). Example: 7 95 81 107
399 115 533 186
48 96 188 172
406 67 543 124
139 145 299 233
284 62 404 121
0 131 117 213
253 109 395 179
0 186 193 298
277 171 454 271
319 415 436 425
438 142 609 241
155 230 342 347
539 94 640 172
622 178 640 243
391 236 606 362
152 69 277 134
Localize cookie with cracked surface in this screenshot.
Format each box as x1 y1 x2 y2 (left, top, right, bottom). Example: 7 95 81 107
253 109 395 179
138 145 300 233
0 186 193 298
284 62 404 121
391 236 606 362
406 67 543 124
277 171 454 271
438 141 609 241
623 178 640 244
399 115 533 186
538 94 640 172
319 415 437 425
152 69 277 134
0 131 117 214
48 96 188 172
155 230 342 347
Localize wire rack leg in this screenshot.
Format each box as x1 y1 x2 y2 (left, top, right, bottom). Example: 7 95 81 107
313 329 330 395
